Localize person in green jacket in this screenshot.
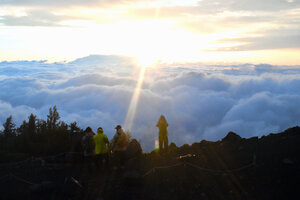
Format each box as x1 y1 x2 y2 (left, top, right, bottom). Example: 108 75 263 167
94 127 109 169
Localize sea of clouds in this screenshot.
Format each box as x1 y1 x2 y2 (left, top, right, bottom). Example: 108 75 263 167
0 55 300 151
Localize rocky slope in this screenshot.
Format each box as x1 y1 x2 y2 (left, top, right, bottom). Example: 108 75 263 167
0 127 300 200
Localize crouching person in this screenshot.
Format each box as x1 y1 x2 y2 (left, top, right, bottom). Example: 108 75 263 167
110 125 129 169
94 127 109 171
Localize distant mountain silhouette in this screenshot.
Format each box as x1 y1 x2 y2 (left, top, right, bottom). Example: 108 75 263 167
69 54 134 66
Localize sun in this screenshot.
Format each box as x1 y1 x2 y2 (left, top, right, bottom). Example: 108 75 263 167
135 54 158 68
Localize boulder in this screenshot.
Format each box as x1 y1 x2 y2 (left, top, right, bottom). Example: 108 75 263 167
222 131 241 143
125 139 142 158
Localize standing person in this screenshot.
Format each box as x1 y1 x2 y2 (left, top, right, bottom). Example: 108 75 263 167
110 125 129 168
93 127 109 170
156 115 169 152
81 127 95 172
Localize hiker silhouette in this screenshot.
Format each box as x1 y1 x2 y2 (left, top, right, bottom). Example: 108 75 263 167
156 115 168 152
110 125 129 168
81 127 95 172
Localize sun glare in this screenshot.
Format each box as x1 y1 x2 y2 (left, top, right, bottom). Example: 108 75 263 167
135 54 158 68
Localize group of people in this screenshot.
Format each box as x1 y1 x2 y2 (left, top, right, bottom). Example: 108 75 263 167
81 124 129 170
81 115 169 170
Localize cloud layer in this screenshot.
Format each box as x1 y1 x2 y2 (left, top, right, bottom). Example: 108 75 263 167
0 55 300 151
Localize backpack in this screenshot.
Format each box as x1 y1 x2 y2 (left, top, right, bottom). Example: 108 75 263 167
118 132 129 148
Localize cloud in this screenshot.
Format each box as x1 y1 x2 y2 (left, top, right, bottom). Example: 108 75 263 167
1 55 300 151
0 100 37 130
0 10 69 26
0 0 130 7
203 92 300 140
1 0 300 55
215 27 300 51
197 0 300 12
2 0 299 11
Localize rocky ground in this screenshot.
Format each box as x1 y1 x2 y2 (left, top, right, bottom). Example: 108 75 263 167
0 127 300 200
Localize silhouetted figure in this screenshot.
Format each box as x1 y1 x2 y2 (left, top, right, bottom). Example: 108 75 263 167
110 125 129 168
94 127 109 170
156 115 169 152
81 127 95 172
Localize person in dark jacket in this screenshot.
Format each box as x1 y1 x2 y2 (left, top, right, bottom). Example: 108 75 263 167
82 127 95 157
81 127 95 172
156 115 168 152
110 125 129 168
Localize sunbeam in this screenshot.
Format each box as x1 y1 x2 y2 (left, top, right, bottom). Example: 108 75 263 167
123 65 147 131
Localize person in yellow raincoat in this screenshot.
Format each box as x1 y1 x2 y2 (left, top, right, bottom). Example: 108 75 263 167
93 127 109 169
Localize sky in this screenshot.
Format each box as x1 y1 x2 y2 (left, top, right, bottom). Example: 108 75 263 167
1 1 300 151
0 0 300 64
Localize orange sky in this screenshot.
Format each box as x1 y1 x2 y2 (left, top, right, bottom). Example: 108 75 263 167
0 0 300 64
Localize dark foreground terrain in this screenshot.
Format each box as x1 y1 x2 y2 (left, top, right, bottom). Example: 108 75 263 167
1 127 300 200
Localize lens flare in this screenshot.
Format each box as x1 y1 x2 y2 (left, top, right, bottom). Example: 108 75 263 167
155 139 159 150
